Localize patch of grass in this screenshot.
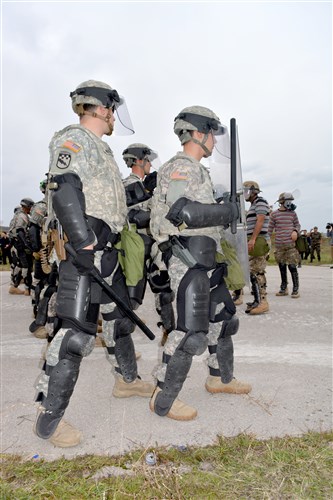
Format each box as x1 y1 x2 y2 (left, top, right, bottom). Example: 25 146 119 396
1 431 332 499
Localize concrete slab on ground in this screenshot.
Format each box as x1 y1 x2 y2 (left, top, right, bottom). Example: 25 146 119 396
1 266 332 460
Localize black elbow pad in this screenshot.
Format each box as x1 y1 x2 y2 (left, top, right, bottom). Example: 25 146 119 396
128 209 150 228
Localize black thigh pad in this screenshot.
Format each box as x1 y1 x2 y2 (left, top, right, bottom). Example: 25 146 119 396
176 268 210 333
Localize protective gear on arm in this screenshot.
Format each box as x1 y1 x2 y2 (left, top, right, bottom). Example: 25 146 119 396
51 173 95 251
166 197 239 229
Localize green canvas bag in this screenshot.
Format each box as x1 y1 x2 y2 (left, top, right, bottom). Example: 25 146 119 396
115 224 145 286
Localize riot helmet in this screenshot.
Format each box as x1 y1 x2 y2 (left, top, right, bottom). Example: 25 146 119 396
70 80 134 136
122 143 160 170
243 181 261 201
20 197 34 209
174 106 225 157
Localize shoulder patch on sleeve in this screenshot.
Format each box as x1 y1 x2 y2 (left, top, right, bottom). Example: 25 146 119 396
56 152 72 170
61 140 82 153
170 170 188 180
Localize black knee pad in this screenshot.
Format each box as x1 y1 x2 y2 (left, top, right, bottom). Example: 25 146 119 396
218 316 239 339
59 328 95 359
56 260 99 334
180 330 208 356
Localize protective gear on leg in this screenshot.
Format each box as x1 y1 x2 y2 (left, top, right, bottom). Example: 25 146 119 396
205 376 252 394
34 329 95 439
150 387 197 421
34 407 82 448
289 264 300 298
113 317 137 382
56 260 100 334
216 335 234 384
245 274 260 313
156 291 175 334
276 263 288 296
153 330 207 416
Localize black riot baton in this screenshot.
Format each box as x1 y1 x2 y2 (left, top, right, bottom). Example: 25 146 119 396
65 243 155 340
230 117 238 235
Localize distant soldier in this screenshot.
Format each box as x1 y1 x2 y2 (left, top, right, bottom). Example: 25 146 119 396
268 192 301 298
28 180 48 338
122 144 174 345
8 198 34 295
310 227 322 263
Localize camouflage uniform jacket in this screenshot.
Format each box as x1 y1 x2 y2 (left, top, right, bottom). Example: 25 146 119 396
8 209 29 239
150 152 224 248
29 200 47 227
310 231 321 248
48 125 127 234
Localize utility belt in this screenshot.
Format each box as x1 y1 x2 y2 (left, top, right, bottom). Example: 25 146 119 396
159 235 216 270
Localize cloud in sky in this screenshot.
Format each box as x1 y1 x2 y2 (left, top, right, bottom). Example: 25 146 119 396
1 1 332 230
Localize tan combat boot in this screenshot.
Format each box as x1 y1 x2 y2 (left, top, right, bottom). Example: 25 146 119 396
9 286 24 295
34 408 82 448
248 299 269 315
232 289 244 306
49 420 82 448
205 376 252 394
276 287 288 296
24 289 30 296
34 326 48 339
149 387 197 421
112 377 154 398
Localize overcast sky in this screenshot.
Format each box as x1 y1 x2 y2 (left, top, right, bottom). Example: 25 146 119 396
1 1 332 231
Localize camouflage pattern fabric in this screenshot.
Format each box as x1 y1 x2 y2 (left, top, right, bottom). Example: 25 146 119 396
49 125 127 233
150 152 225 249
249 255 268 298
274 245 300 265
151 152 234 385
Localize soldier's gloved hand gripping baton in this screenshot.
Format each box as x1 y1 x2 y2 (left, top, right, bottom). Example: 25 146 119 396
65 243 155 340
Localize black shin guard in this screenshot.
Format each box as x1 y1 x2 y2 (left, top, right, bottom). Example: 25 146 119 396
216 335 234 384
154 350 192 416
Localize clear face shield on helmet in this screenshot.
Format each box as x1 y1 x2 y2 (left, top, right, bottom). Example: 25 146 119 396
145 150 161 170
70 86 135 135
113 95 135 136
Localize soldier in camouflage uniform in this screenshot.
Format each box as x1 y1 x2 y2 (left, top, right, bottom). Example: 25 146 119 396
8 198 34 295
27 181 49 338
121 144 175 345
149 106 251 421
309 227 322 262
34 80 154 448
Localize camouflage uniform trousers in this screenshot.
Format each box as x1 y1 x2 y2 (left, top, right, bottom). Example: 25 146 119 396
10 246 22 286
153 255 234 385
35 249 123 398
274 244 299 266
249 254 269 299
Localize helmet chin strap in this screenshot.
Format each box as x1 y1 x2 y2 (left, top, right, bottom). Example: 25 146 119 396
191 133 212 157
81 109 114 135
